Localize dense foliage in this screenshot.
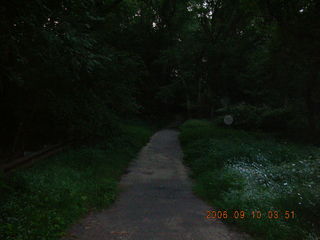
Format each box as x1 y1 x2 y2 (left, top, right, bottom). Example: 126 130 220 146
0 0 145 159
1 0 319 159
180 120 320 239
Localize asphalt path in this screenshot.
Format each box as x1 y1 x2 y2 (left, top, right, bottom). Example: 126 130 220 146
62 129 249 240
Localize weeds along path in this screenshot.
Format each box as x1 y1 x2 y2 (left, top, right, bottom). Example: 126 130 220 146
63 130 249 240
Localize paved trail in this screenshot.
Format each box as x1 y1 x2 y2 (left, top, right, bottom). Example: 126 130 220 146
63 130 249 240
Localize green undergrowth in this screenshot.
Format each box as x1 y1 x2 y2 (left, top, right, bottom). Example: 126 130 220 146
180 119 320 240
0 122 152 240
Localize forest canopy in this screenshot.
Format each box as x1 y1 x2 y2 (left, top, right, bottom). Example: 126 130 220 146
1 0 320 158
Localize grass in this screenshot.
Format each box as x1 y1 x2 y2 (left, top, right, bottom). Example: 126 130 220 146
0 122 152 240
180 119 320 240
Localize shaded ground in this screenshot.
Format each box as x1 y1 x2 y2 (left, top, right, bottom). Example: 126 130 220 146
62 130 250 240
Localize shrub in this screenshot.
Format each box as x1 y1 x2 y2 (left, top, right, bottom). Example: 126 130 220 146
216 103 267 130
259 107 294 132
216 104 299 134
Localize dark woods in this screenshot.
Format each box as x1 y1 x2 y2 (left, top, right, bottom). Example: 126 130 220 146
1 0 320 159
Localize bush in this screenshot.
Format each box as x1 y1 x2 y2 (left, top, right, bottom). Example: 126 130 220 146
215 104 306 135
216 103 267 130
259 108 294 132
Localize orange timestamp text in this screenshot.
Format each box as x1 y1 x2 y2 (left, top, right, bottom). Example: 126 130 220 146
206 210 295 220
